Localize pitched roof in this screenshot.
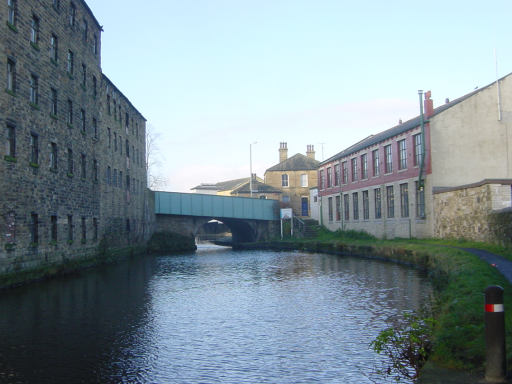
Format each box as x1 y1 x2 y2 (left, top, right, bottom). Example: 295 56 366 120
320 73 512 165
266 153 320 172
191 177 263 192
231 180 282 194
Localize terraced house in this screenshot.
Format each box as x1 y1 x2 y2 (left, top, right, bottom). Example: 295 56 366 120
318 75 512 241
0 0 148 273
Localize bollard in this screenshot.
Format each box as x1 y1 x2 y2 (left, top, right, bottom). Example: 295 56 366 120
485 285 507 383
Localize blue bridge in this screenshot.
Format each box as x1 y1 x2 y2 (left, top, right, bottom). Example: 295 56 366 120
154 192 279 242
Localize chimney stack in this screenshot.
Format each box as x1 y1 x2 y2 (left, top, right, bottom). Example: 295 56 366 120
424 90 434 118
306 145 315 160
279 142 288 163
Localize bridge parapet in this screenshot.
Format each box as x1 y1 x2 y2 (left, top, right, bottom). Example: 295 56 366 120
155 192 279 221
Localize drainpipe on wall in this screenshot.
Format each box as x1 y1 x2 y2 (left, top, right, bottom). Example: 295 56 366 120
418 90 426 191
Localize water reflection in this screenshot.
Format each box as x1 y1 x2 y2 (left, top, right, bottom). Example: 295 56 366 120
0 246 431 384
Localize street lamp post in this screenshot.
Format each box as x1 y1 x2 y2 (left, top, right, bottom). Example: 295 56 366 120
250 141 257 197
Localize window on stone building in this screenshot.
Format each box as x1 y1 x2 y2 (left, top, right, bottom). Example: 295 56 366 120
93 118 97 138
30 15 39 46
384 145 393 173
67 215 73 242
334 164 340 186
29 74 38 105
126 174 130 191
352 192 359 220
31 213 38 244
319 169 325 190
335 195 341 221
67 99 73 125
93 158 98 182
351 158 358 182
363 190 369 220
398 139 407 170
50 88 58 116
415 181 425 219
92 76 97 98
300 174 308 187
81 217 86 242
361 153 368 179
113 100 117 120
93 218 98 241
113 168 117 186
328 197 333 222
80 109 86 133
67 50 74 75
80 153 86 179
51 215 58 242
119 135 122 155
50 34 58 62
125 112 129 130
386 185 394 218
126 219 130 233
114 132 117 151
6 58 15 93
7 0 16 27
52 0 60 10
372 149 380 176
281 174 288 187
119 171 123 188
343 194 349 221
69 2 76 27
67 148 73 175
81 18 88 41
50 142 57 170
400 183 409 217
106 166 111 184
5 122 15 158
414 134 423 166
93 34 98 56
327 167 332 188
374 188 382 219
108 128 111 148
30 133 38 165
126 139 130 158
107 95 111 114
81 64 86 88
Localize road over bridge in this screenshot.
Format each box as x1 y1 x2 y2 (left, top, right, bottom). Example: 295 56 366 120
154 192 280 242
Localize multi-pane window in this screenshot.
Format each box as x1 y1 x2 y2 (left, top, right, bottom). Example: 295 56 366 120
415 181 426 218
319 169 325 189
50 34 58 61
67 215 73 242
363 190 369 220
50 142 57 170
7 0 16 26
69 2 76 26
300 174 308 187
50 88 58 115
328 197 333 222
344 194 350 221
30 15 39 45
30 133 38 165
384 145 393 173
6 59 15 92
372 149 380 176
67 99 73 125
351 158 358 181
5 123 15 158
67 50 74 74
67 148 73 174
335 195 341 221
342 161 348 184
29 74 38 105
80 153 86 179
398 139 407 170
400 183 409 217
386 185 394 218
361 153 368 179
31 213 38 244
51 215 58 242
327 167 332 188
80 109 86 133
334 164 340 186
281 174 289 187
414 134 423 166
352 192 359 220
374 188 382 219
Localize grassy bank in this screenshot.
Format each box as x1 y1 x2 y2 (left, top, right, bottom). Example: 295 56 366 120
235 230 512 374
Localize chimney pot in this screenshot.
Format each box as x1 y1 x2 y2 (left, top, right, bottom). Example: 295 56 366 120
306 144 316 160
279 142 288 163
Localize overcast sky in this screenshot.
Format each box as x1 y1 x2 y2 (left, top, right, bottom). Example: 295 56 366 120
86 0 512 192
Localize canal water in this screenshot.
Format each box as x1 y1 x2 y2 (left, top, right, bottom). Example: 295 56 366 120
0 244 432 384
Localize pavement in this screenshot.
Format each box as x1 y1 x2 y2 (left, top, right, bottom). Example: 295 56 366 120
461 248 512 284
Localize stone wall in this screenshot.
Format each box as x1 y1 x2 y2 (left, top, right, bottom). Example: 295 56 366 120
433 181 512 242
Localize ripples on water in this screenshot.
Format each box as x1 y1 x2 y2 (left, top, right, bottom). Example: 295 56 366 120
0 244 431 384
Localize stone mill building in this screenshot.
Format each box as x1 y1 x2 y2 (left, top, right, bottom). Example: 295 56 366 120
0 0 149 274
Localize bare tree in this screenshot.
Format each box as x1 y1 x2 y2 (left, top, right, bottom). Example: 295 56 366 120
145 123 167 189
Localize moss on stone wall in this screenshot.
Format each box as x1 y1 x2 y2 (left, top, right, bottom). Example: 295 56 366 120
489 209 512 246
146 231 197 255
